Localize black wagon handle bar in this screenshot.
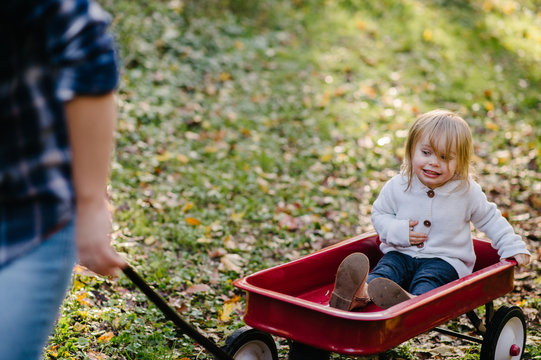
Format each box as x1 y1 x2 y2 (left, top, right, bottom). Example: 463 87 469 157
122 265 235 360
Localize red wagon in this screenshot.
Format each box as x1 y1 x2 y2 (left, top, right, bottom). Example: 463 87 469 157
230 232 526 360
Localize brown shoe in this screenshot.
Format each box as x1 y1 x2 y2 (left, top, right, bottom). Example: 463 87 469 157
329 253 370 311
367 277 414 309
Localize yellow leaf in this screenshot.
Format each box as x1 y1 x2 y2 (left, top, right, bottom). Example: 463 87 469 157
320 153 333 162
230 212 244 222
233 41 244 50
318 90 331 107
503 1 516 14
219 72 231 81
185 217 201 226
220 302 236 322
484 121 499 131
257 177 269 193
72 278 85 291
73 322 86 332
495 150 510 165
176 154 189 164
48 344 59 358
181 202 194 212
355 20 366 30
97 332 114 343
225 295 242 304
155 151 172 162
423 28 433 42
76 292 92 307
144 236 157 245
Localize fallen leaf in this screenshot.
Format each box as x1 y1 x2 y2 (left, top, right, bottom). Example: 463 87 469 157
208 248 227 258
423 28 433 41
155 151 172 162
185 217 201 226
97 332 114 343
219 72 231 81
225 295 242 304
185 283 211 294
88 350 109 360
221 253 245 273
278 213 299 231
48 344 59 358
182 202 194 212
144 236 157 245
169 297 188 313
73 264 97 277
484 121 499 131
177 154 190 164
76 292 94 307
219 301 236 322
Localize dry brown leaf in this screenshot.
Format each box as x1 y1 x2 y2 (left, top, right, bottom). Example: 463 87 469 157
185 283 211 294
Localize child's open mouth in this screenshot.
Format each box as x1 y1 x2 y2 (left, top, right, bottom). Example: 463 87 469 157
423 169 440 178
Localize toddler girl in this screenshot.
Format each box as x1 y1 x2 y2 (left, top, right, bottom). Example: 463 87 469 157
330 109 531 311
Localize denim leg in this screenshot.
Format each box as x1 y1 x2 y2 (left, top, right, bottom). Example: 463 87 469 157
366 251 416 290
0 221 76 360
408 258 458 296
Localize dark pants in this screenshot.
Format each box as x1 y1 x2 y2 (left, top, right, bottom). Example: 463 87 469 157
366 251 459 295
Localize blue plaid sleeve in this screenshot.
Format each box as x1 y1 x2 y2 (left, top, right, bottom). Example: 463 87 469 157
35 0 120 101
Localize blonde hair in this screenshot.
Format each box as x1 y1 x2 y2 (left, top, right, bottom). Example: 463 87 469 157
401 109 473 190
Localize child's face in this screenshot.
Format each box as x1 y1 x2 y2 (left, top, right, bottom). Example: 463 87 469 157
412 134 457 189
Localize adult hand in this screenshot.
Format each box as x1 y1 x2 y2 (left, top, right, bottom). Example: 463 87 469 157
409 220 428 247
76 199 126 277
66 94 126 276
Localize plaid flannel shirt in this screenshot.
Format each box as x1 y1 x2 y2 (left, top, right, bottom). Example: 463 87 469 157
0 0 119 268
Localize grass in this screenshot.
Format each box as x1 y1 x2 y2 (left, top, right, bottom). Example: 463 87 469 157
47 0 540 359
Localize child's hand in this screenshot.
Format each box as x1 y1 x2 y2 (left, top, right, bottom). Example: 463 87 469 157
409 220 428 247
512 253 531 266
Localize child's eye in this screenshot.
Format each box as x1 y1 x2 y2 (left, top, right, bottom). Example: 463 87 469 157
422 150 431 156
440 154 455 161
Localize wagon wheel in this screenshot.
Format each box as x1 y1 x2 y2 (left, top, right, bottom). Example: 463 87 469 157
224 327 278 360
288 341 330 360
480 306 526 360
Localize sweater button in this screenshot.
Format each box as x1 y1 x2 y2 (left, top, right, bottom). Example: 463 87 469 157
427 190 435 198
424 220 431 227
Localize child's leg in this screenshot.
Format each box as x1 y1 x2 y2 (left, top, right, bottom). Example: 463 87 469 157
408 258 458 295
365 252 416 309
367 277 414 309
366 251 415 289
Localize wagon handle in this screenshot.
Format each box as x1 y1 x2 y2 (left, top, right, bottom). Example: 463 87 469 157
122 265 235 360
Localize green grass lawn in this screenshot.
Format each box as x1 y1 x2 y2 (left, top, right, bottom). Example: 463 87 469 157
47 0 540 359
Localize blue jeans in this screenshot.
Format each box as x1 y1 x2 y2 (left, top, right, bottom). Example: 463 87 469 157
367 251 458 295
0 221 76 360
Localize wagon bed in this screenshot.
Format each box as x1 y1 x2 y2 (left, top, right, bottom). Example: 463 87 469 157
234 232 518 356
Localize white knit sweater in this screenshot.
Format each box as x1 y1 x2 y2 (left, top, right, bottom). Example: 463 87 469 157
371 174 530 278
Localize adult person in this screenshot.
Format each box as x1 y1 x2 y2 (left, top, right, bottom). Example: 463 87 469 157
0 0 126 358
